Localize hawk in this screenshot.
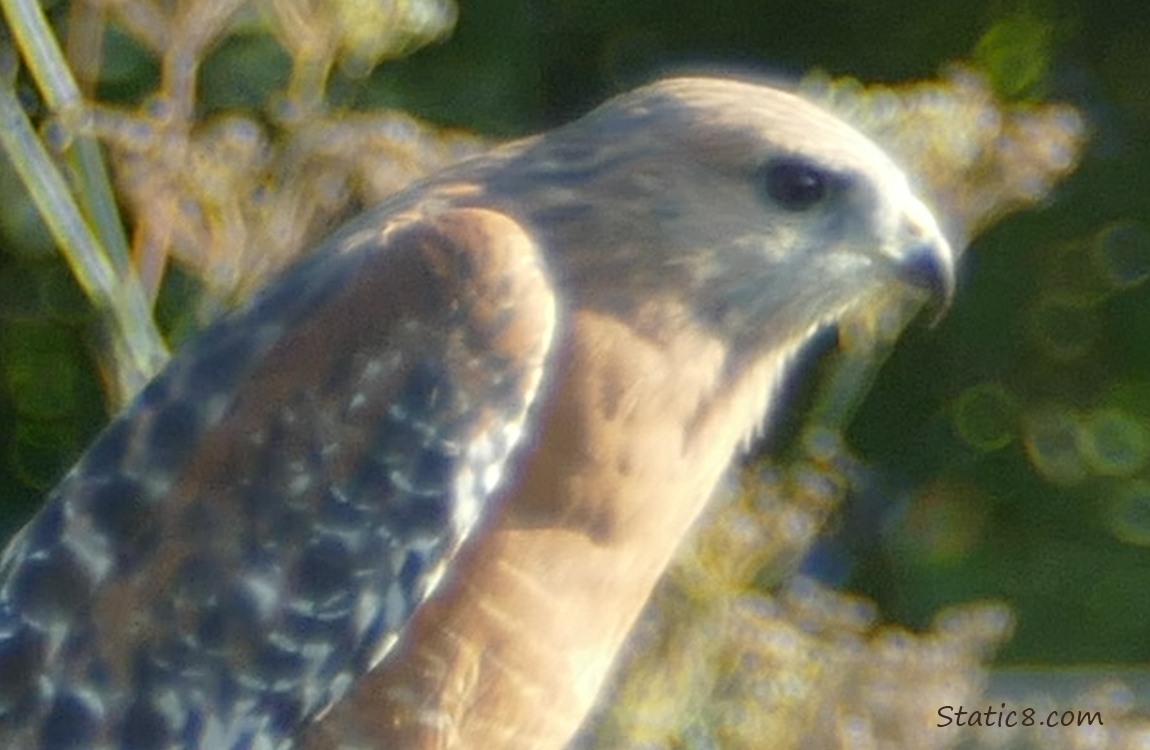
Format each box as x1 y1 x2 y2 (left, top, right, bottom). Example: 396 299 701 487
0 77 954 749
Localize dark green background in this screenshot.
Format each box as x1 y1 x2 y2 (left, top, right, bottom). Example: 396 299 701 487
2 0 1149 667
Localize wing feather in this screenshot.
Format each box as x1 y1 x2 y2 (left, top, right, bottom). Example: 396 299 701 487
0 207 557 750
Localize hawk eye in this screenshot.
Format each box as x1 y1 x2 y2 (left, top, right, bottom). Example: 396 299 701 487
761 157 830 212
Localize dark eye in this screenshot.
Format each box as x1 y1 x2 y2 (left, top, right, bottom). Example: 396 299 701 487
761 157 830 212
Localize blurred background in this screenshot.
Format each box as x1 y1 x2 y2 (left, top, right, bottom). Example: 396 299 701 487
1 0 1148 745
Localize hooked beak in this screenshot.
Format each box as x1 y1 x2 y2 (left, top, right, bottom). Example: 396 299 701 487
893 196 957 322
898 238 955 313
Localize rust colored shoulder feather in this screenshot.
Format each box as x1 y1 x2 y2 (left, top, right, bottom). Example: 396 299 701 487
0 208 556 750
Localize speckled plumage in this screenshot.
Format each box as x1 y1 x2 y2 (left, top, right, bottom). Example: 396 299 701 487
0 77 953 750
